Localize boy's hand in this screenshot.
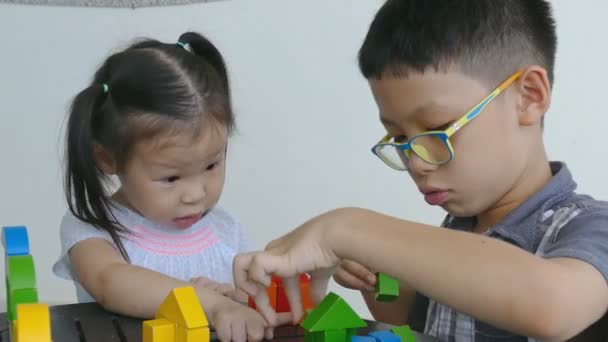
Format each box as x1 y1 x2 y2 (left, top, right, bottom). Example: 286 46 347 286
190 276 248 303
208 296 273 342
233 210 344 326
334 260 376 292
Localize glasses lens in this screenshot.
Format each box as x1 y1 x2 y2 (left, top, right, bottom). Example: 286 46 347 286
374 144 409 170
410 134 451 164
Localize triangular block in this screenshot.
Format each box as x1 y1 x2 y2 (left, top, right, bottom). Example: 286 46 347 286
301 292 366 332
155 287 208 329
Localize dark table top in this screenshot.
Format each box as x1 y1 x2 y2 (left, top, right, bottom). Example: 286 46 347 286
0 302 440 341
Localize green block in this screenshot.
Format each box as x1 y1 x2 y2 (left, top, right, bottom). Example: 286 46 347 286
375 272 399 302
301 292 366 332
305 331 317 342
7 255 37 290
391 325 417 342
8 288 38 321
321 330 346 342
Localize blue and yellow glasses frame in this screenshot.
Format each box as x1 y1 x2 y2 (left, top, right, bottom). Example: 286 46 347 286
371 71 523 171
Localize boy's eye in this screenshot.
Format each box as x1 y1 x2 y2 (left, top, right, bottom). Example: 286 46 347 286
206 163 216 171
429 122 452 131
393 135 408 143
163 176 180 183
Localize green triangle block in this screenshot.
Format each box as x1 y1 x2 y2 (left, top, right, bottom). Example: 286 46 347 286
391 325 417 342
300 292 366 332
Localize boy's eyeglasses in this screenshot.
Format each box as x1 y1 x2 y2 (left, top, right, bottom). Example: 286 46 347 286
371 71 523 171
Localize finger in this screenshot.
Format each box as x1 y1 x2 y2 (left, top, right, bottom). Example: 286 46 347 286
246 316 265 342
215 318 231 342
309 269 333 304
218 284 234 295
249 253 289 286
232 319 246 342
233 252 259 295
341 260 376 285
233 289 249 303
275 312 295 326
264 327 274 340
282 275 303 323
253 283 279 326
334 266 375 291
264 237 283 251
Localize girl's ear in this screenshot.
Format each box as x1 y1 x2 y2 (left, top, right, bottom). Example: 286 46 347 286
94 144 117 175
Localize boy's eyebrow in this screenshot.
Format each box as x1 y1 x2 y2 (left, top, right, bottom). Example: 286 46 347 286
380 102 455 127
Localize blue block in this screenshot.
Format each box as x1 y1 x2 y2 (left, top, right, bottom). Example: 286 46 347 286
368 331 401 342
2 226 30 256
352 336 376 342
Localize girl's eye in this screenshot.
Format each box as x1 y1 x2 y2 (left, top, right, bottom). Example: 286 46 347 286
206 163 216 171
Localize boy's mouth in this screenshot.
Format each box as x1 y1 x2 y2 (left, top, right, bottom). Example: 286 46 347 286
420 187 449 206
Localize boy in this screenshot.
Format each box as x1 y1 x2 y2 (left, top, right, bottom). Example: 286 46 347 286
235 0 608 341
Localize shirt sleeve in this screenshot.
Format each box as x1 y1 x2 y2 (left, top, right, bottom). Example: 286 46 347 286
52 211 116 281
542 209 608 282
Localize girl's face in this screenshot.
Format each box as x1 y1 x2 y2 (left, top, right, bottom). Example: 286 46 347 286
116 123 228 229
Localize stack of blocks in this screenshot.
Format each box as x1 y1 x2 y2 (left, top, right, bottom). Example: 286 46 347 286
297 271 415 342
248 274 315 315
2 226 52 342
142 286 210 342
300 292 417 342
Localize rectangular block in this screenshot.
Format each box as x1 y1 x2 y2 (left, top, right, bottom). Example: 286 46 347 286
369 330 401 342
2 226 30 256
7 255 37 291
176 326 210 342
15 303 51 342
375 273 399 302
143 318 175 342
8 288 38 321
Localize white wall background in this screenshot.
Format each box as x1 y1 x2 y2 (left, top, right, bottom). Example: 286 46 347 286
0 0 606 319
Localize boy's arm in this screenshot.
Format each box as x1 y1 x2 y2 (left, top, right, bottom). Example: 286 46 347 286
329 208 608 341
69 238 228 319
361 287 415 325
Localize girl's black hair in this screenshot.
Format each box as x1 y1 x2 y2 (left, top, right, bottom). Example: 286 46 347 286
64 32 234 260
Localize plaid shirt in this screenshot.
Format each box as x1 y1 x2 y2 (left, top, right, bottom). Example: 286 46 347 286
418 162 608 341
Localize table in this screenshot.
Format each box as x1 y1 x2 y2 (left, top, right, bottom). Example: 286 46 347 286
0 302 440 341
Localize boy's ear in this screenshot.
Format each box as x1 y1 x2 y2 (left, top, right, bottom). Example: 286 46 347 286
516 66 552 126
94 144 117 175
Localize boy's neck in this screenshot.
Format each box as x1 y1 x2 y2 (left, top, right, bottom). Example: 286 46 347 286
473 155 553 234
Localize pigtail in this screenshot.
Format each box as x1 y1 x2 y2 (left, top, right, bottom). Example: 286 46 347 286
178 32 230 93
64 84 130 261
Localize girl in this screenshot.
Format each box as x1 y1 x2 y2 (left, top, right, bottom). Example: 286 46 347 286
53 32 272 341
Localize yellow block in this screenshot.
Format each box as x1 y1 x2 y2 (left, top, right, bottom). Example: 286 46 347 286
143 318 175 342
155 286 209 329
15 303 51 342
176 326 210 342
12 320 17 342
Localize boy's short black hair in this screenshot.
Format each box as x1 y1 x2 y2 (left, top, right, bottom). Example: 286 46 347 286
359 0 557 86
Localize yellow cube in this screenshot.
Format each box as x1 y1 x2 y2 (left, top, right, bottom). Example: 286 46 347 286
15 304 51 342
143 318 176 342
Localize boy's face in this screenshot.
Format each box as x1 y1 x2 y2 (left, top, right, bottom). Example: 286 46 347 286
369 68 532 217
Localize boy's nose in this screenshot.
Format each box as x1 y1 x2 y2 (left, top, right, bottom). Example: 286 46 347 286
408 153 438 176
